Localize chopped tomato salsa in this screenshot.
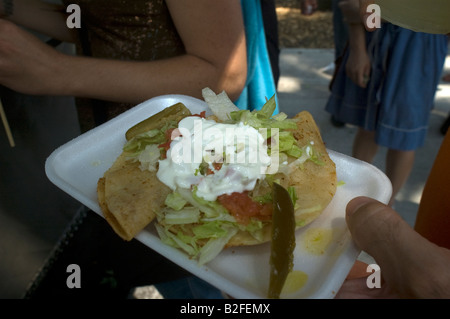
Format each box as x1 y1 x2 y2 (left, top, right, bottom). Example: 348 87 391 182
218 191 273 225
192 111 206 118
212 162 223 171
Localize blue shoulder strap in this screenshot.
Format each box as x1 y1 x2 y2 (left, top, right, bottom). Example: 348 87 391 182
234 0 279 114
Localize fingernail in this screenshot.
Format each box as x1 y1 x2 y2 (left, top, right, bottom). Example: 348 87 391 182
346 196 373 217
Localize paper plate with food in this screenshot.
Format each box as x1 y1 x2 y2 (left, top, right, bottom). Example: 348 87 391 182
46 88 391 298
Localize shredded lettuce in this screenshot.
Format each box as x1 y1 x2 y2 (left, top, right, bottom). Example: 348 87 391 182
165 191 188 211
252 193 272 204
287 186 298 208
228 95 297 131
155 224 198 256
238 219 265 242
155 211 240 266
136 144 160 171
197 225 238 266
156 188 267 265
193 220 229 239
123 129 163 155
123 120 177 156
202 87 240 122
278 131 302 157
176 187 231 220
164 207 200 225
289 143 324 169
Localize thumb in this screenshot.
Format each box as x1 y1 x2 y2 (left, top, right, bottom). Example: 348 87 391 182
345 196 412 295
346 196 450 298
346 196 403 255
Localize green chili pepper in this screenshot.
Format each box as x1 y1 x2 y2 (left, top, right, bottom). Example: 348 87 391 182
125 102 191 140
268 182 296 299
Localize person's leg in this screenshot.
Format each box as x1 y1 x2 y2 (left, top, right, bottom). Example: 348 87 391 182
385 149 415 207
352 128 378 163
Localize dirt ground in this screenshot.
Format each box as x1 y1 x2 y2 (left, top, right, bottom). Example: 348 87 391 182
275 0 335 48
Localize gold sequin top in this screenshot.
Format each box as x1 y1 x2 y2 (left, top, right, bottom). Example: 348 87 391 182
62 0 185 131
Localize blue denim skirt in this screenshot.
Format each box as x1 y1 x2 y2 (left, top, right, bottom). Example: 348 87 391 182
326 23 448 151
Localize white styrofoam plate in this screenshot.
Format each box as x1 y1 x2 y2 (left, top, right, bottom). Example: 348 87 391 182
45 94 392 299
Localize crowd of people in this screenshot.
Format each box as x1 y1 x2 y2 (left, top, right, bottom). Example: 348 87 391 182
1 0 449 299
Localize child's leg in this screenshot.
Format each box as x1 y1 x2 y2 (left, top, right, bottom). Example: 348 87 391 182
385 149 415 207
352 128 378 163
352 128 414 206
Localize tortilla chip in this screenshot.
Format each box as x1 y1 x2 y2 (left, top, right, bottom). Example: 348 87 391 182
290 111 337 225
97 153 171 241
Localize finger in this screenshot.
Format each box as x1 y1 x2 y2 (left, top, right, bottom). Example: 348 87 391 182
346 196 450 298
363 62 371 86
351 69 369 88
358 73 370 88
346 197 414 295
346 197 401 256
345 64 362 88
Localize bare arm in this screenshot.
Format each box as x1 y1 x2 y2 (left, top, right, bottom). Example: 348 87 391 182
0 0 247 103
339 0 371 88
1 0 76 42
346 23 371 88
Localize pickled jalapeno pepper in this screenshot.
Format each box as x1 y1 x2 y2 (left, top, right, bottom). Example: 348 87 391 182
268 182 296 299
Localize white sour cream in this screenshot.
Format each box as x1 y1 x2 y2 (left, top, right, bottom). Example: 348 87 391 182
156 116 271 201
